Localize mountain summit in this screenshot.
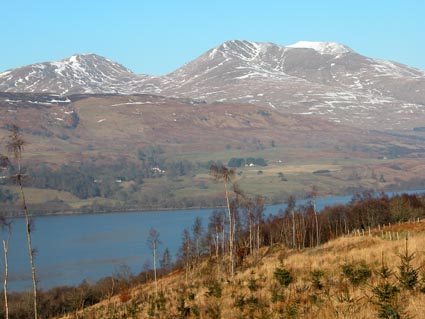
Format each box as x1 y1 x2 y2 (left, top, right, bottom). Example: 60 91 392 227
0 53 148 95
287 41 353 55
0 40 424 129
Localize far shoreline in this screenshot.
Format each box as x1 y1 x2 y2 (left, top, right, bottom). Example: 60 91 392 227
5 187 425 219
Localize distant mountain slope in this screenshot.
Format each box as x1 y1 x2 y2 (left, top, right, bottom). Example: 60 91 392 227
0 92 371 157
1 40 424 129
1 92 424 162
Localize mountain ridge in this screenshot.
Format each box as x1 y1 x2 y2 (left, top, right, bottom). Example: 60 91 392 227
1 40 424 130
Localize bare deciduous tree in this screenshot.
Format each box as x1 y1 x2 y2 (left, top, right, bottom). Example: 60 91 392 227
1 217 11 319
159 247 172 272
208 209 226 277
208 210 225 260
0 153 11 319
285 196 296 249
7 125 38 319
177 228 193 283
309 186 320 247
192 216 204 264
253 195 265 253
210 164 236 277
146 227 161 292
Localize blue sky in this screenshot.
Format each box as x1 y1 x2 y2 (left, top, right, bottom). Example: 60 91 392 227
1 0 424 75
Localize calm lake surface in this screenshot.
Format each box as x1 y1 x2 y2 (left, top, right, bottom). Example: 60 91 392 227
5 190 424 291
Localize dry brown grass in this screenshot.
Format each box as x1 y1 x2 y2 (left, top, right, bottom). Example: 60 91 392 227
5 186 80 203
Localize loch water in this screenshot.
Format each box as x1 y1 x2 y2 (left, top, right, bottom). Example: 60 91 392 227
5 190 424 291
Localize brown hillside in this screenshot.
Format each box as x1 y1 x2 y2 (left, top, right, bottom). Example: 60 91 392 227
1 93 424 163
58 221 425 319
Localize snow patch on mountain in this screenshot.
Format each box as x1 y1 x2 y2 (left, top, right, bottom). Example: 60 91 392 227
287 41 353 55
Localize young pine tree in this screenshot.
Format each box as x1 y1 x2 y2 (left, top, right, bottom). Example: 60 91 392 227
397 238 419 290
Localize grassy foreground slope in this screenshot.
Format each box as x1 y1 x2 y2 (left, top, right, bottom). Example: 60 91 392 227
61 221 425 319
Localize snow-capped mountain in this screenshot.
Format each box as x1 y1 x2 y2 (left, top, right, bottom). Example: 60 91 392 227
0 54 153 95
159 40 425 129
1 40 424 130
